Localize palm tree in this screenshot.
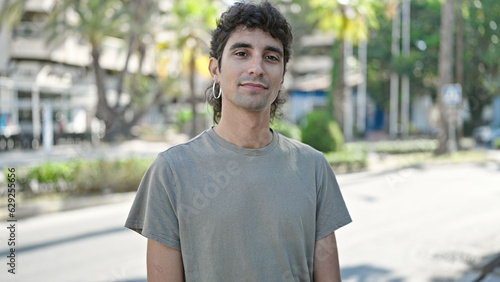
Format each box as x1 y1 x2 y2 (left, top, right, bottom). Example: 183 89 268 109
161 0 218 136
308 0 377 135
0 0 28 76
45 0 166 138
0 0 27 28
45 0 126 135
455 0 465 146
435 0 455 155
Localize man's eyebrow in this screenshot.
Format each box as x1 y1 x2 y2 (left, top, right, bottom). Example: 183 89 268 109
229 42 284 58
265 46 284 58
229 42 252 51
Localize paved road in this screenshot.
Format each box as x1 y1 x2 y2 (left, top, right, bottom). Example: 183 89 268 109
0 162 499 281
0 198 147 282
336 162 500 281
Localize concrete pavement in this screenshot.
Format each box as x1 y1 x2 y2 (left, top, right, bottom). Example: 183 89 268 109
336 162 500 281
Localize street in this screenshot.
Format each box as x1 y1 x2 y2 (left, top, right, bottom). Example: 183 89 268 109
0 162 499 281
0 197 147 282
337 162 500 281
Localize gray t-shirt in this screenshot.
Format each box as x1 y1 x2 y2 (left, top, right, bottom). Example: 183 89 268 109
125 128 351 281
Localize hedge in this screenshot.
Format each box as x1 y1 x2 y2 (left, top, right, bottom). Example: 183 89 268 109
325 143 368 172
2 158 154 196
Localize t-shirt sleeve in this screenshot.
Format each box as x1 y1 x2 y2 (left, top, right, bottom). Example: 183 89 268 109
315 156 352 241
124 153 181 250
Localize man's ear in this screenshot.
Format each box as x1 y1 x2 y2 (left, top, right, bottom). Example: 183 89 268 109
209 57 219 82
281 70 286 86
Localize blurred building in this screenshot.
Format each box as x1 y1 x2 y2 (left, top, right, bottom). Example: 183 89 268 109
287 32 387 139
0 0 95 149
0 0 156 150
286 32 454 140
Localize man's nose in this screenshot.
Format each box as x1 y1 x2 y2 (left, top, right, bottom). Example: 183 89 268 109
248 57 264 76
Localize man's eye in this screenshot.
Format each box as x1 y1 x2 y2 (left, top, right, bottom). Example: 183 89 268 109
235 51 247 57
267 55 280 62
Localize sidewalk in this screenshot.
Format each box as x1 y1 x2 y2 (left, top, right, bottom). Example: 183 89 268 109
459 148 500 281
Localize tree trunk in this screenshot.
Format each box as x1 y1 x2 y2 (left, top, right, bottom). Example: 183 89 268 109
91 47 125 138
189 47 199 137
123 85 164 135
389 0 400 139
356 40 367 135
331 6 348 130
401 0 411 138
333 39 345 130
455 0 465 148
91 48 113 127
115 35 136 109
435 0 455 155
343 39 353 141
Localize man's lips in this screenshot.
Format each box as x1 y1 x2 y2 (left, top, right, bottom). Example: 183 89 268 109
240 82 268 90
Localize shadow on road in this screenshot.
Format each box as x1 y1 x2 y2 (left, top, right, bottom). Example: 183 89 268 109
0 226 126 256
342 264 403 282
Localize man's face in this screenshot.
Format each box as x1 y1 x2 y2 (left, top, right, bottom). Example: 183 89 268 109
209 27 285 115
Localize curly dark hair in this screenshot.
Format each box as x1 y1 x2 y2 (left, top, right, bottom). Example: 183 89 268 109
205 1 293 124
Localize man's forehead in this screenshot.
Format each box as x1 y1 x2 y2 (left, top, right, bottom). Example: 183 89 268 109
224 27 283 52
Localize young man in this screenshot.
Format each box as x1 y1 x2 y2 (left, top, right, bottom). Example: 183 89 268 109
125 2 351 281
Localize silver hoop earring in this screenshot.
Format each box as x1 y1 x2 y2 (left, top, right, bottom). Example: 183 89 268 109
212 82 222 99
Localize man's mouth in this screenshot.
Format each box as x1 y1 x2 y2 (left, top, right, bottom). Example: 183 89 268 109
240 82 268 91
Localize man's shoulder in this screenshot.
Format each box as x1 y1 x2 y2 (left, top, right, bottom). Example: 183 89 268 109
158 130 213 160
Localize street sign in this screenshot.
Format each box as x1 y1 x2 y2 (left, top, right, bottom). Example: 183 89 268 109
443 83 462 106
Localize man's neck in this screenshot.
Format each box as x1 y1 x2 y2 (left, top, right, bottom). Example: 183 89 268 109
214 110 273 149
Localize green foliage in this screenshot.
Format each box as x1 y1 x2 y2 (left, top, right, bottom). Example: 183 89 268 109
391 52 424 76
301 110 343 152
494 137 500 149
325 143 368 172
271 120 301 140
308 0 378 43
373 139 438 154
45 0 128 48
176 108 193 125
5 158 154 195
459 138 476 150
127 75 160 109
26 162 75 184
71 158 152 194
0 0 27 29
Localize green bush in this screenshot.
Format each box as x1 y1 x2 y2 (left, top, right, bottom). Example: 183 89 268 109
459 138 476 150
71 158 153 194
325 143 368 172
271 119 301 140
494 137 500 149
176 108 193 124
5 158 154 195
25 162 74 184
301 110 343 152
373 139 437 154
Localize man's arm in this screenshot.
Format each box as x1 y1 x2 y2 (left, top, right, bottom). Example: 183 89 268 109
313 232 342 282
147 238 184 281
